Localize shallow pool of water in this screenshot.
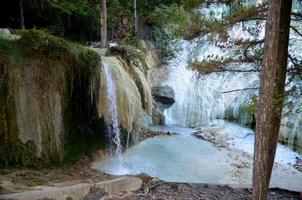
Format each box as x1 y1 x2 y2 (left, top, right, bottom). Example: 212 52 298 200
93 123 302 191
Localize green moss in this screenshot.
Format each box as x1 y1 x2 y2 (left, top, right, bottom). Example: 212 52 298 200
19 141 38 167
51 151 63 167
63 132 107 163
0 38 21 62
18 29 69 59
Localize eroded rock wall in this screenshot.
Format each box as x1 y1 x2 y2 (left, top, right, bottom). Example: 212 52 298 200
0 30 156 166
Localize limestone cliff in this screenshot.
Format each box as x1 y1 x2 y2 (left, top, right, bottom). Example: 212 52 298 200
0 30 155 167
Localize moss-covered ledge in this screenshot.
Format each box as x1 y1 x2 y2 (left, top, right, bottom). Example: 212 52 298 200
0 30 107 168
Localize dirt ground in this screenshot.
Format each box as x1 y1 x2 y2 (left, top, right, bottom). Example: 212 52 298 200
82 174 302 200
134 175 302 200
0 157 117 194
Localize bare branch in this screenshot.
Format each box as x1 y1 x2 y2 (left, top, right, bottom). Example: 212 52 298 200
222 87 259 93
290 25 302 38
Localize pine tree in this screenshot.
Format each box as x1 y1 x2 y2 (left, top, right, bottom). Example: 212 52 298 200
252 0 292 199
100 0 107 48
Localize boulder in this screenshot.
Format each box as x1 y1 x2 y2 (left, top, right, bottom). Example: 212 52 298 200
152 101 165 125
0 177 142 200
152 85 175 111
0 28 20 40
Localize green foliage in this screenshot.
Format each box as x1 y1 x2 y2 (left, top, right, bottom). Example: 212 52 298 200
51 151 63 167
146 2 219 56
15 29 99 67
122 30 137 46
245 95 258 113
272 97 285 106
226 4 259 23
47 0 99 42
20 141 38 167
150 28 179 57
0 38 22 62
0 139 37 168
107 0 132 30
63 132 107 163
150 4 190 36
19 29 68 59
2 0 99 42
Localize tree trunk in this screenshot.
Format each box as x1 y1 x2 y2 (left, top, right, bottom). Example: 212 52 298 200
20 0 25 29
100 0 107 48
252 0 292 200
133 0 138 38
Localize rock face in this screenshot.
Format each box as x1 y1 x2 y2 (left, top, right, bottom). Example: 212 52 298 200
152 85 175 111
0 30 107 166
0 176 142 200
97 56 145 134
279 98 302 153
137 40 159 70
0 28 20 40
150 86 175 125
152 102 166 125
0 30 154 167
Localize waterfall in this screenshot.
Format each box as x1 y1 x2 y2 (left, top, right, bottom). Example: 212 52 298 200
102 61 123 155
162 1 302 152
163 36 260 127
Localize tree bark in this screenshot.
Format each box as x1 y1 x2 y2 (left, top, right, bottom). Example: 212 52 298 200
133 0 138 38
20 0 25 29
100 0 107 48
252 0 292 200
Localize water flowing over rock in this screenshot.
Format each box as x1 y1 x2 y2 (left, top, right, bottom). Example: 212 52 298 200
97 56 142 137
93 44 155 151
101 61 123 155
162 1 302 153
0 29 154 165
163 38 259 127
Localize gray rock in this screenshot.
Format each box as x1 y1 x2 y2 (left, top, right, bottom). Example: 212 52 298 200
141 111 153 128
152 85 175 111
0 177 142 200
152 101 165 125
0 28 20 40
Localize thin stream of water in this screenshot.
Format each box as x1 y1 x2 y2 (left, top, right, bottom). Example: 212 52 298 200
102 61 123 155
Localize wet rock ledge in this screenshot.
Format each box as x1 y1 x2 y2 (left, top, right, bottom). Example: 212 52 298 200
138 128 177 142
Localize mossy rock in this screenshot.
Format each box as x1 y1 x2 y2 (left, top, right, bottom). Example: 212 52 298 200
0 30 107 168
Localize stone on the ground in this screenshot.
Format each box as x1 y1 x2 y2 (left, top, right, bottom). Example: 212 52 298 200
0 176 142 200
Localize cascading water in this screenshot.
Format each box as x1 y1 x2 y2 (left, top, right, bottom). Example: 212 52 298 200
164 1 302 130
94 0 302 189
164 29 261 127
102 61 123 155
